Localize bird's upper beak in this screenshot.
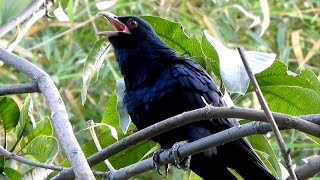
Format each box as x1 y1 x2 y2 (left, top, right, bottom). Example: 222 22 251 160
97 12 130 37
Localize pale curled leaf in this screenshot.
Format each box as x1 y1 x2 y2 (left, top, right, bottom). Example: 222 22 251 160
204 30 276 94
81 39 110 104
53 7 70 22
85 123 118 140
116 78 131 134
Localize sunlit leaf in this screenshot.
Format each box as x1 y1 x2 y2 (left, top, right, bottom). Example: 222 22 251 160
15 95 35 140
255 61 320 115
24 136 58 163
82 39 111 104
20 117 53 149
21 167 52 180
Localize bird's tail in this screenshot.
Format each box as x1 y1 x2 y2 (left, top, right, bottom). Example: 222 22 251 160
190 139 277 180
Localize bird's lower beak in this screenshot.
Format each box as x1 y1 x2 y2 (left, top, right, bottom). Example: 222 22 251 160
97 12 130 37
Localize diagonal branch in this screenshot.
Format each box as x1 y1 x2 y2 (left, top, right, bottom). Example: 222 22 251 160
52 106 320 179
0 48 95 179
80 121 320 180
289 156 320 180
0 0 45 37
0 146 64 171
237 47 297 180
6 0 54 52
0 82 39 95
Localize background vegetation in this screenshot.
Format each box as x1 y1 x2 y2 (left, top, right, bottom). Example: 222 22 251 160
0 0 319 179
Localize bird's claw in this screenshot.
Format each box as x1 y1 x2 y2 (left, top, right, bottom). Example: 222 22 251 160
153 149 169 177
172 141 191 170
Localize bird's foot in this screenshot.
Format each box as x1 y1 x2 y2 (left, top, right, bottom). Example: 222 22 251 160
172 141 191 170
153 149 169 177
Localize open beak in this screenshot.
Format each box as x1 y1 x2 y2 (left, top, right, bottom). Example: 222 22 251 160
97 12 130 37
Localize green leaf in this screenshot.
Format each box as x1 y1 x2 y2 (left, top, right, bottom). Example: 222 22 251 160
24 136 58 163
15 95 35 140
255 60 320 115
81 39 111 105
141 16 206 66
247 134 281 179
201 33 220 77
0 96 20 133
227 167 244 180
20 117 53 150
101 91 120 129
4 167 22 180
0 155 3 173
116 78 131 134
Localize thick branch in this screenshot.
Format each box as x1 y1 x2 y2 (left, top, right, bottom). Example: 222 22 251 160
0 48 95 179
102 121 320 179
289 156 320 180
0 82 39 95
0 0 45 37
53 106 320 179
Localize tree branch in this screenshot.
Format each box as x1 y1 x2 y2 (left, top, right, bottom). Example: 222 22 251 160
289 156 320 180
53 106 320 179
6 0 54 52
93 121 320 180
0 48 95 179
0 146 64 171
0 0 45 37
237 47 296 180
0 82 39 95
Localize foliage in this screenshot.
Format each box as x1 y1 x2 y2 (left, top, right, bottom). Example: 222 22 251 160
0 0 319 179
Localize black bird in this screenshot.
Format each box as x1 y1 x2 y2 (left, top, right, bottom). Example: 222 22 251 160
98 12 277 180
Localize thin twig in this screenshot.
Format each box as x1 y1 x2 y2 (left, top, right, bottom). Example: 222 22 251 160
0 146 64 171
53 106 320 179
6 0 54 52
0 48 95 179
0 145 109 178
29 16 98 50
86 120 115 172
0 82 39 95
83 0 98 38
0 0 45 37
237 47 297 180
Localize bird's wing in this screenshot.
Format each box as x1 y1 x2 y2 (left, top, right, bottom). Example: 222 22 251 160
171 57 266 165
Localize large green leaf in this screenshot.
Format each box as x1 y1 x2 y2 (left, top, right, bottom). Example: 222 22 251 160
141 16 210 68
141 16 203 58
24 136 58 163
0 96 20 133
255 60 320 115
14 95 35 144
81 38 111 105
20 117 53 150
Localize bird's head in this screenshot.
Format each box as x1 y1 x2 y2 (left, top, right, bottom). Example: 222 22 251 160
97 12 160 49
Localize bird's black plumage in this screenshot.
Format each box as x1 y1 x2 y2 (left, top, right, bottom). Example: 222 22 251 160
99 13 277 180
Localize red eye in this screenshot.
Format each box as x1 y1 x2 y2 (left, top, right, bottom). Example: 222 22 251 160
129 20 138 28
